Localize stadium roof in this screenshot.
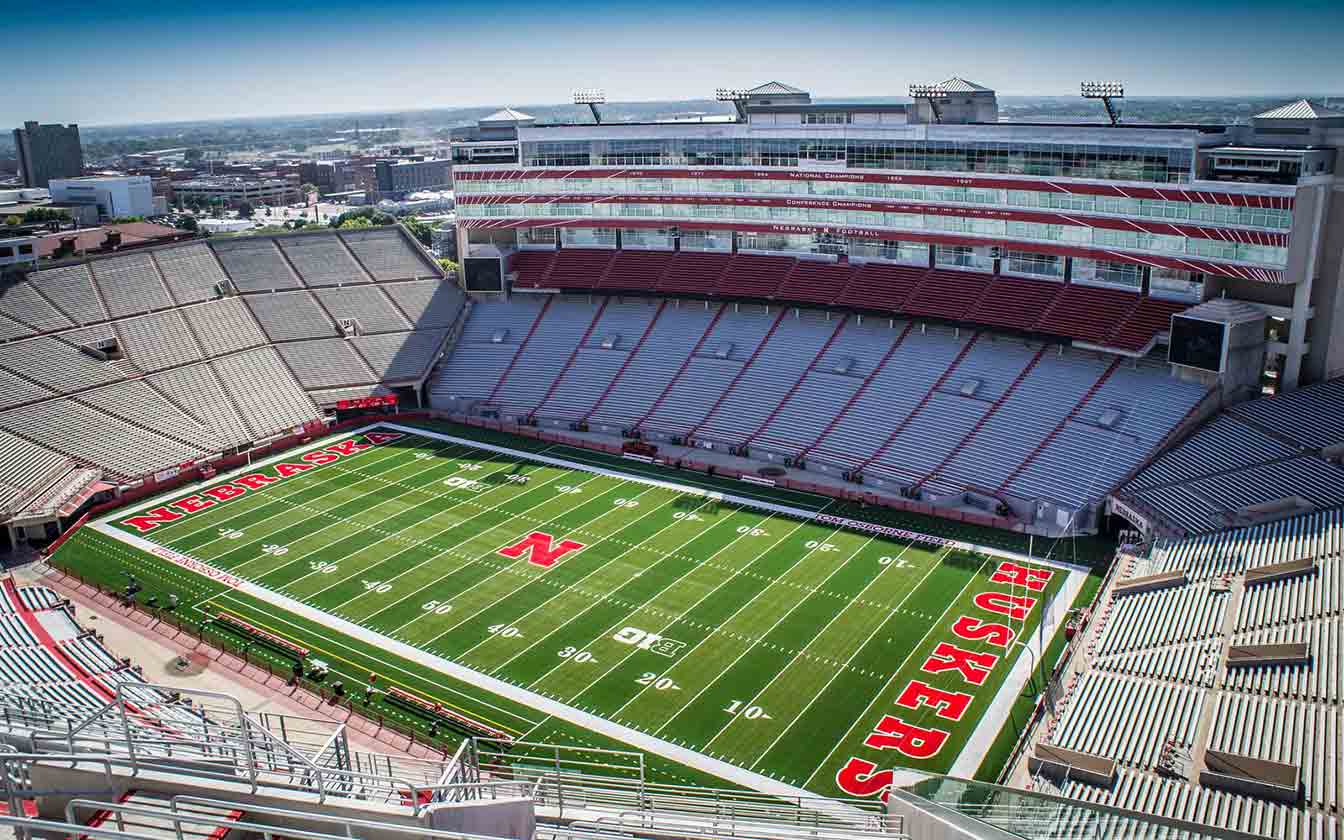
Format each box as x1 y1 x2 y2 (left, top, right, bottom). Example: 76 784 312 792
939 76 993 93
481 107 535 122
1254 99 1344 120
745 81 808 96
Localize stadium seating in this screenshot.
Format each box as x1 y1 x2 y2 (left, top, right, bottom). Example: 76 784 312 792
115 310 204 373
0 335 126 394
277 233 369 287
508 249 558 289
313 285 412 333
147 364 254 449
211 348 320 439
0 279 75 335
351 330 449 382
835 262 924 312
89 252 174 319
775 259 855 306
902 269 993 322
381 280 465 330
595 249 672 292
339 228 436 281
181 298 269 355
432 294 1207 512
1041 508 1343 840
152 242 230 304
715 253 793 298
1117 377 1344 535
245 290 339 341
28 264 107 325
211 238 303 292
655 251 728 295
546 248 616 290
277 338 377 389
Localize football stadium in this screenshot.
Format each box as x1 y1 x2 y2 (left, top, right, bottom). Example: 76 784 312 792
1 79 1343 840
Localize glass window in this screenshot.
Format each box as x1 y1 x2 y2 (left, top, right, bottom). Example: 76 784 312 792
1072 257 1142 290
1002 250 1064 280
935 245 992 271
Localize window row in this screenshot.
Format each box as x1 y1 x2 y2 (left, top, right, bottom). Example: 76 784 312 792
458 176 1290 230
461 201 1288 266
519 138 1195 183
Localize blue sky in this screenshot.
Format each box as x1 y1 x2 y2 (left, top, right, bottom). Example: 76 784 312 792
8 0 1343 126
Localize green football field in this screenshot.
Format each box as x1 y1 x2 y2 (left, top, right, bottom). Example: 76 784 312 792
56 422 1081 799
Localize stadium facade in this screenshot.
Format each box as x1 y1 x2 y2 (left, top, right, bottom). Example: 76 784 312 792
450 79 1344 395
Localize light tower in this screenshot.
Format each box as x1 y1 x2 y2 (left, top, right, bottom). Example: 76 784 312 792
908 84 947 123
1081 81 1125 126
574 89 606 124
715 88 750 122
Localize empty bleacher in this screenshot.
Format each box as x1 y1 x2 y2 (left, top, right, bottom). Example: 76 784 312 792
244 290 339 341
278 338 377 389
152 243 231 304
433 294 1207 514
181 298 268 356
115 310 204 373
211 347 320 438
339 228 436 281
27 264 106 325
147 364 254 449
210 238 302 292
545 248 616 290
1036 507 1343 840
775 260 854 306
313 285 411 333
351 330 447 382
0 367 57 410
277 233 369 286
596 249 672 292
1118 377 1344 536
0 335 126 394
75 380 222 453
380 279 465 329
0 280 75 336
89 252 173 319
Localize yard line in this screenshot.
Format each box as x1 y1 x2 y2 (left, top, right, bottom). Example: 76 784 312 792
602 510 828 718
166 438 469 554
516 504 761 691
151 434 442 543
210 592 542 731
695 535 881 749
220 443 498 580
800 553 993 790
463 496 717 670
418 489 686 649
314 466 585 614
290 456 559 603
649 527 863 738
360 475 634 629
747 542 936 769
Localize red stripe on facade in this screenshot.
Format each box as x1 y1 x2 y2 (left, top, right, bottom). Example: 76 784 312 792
458 167 1295 209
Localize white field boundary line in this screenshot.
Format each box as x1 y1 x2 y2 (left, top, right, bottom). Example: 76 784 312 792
948 566 1086 779
90 521 863 812
375 423 1088 575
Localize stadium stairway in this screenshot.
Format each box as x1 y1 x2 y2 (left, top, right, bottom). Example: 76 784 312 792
632 302 727 430
795 321 914 461
1034 284 1142 346
484 295 555 405
528 297 611 417
854 331 983 478
835 262 926 313
966 275 1064 332
595 250 673 292
913 344 1048 491
742 313 851 447
83 791 244 840
775 260 856 306
995 356 1125 495
579 299 669 423
656 251 729 295
684 306 790 440
903 269 993 322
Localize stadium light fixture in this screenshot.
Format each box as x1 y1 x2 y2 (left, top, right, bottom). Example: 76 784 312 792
908 84 948 123
574 89 607 123
715 88 751 122
1081 81 1125 125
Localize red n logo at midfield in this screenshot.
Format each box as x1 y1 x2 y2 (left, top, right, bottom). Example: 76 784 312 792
497 532 585 568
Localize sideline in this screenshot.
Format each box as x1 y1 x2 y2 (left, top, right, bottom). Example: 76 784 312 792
90 521 853 810
376 422 1089 576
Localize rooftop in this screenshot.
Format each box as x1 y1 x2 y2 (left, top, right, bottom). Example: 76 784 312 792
1254 98 1344 120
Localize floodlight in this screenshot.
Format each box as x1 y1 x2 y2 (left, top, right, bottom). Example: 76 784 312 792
715 88 748 101
908 84 947 99
573 89 606 105
1081 81 1125 99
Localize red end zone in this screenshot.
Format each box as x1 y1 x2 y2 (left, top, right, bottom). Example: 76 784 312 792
121 431 405 533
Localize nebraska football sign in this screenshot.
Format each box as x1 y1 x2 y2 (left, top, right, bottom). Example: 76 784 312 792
121 431 405 533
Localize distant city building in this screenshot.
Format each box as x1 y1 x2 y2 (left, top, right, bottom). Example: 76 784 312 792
48 175 155 220
172 176 298 207
299 160 356 195
0 236 37 269
12 122 84 188
374 158 451 197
